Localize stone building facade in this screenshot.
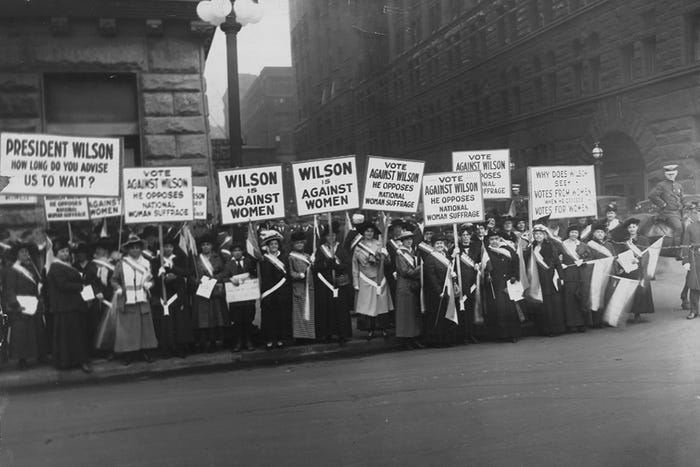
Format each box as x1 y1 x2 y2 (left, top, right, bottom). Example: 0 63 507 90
291 0 700 206
0 0 216 225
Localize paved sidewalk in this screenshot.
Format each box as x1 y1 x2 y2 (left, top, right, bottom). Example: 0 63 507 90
0 336 398 392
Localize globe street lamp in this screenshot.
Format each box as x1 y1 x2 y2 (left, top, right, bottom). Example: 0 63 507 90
592 141 604 197
196 0 263 167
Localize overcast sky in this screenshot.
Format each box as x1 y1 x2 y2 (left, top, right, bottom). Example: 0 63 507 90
204 0 292 135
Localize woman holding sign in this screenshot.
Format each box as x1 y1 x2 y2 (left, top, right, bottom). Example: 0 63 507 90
260 230 291 350
352 222 392 340
191 233 229 353
4 242 46 370
111 234 158 365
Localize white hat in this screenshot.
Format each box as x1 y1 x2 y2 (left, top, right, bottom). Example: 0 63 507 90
351 213 365 225
259 230 283 246
663 164 679 172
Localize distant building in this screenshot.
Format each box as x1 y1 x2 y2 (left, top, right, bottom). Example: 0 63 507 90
0 0 216 226
290 0 700 205
213 73 257 139
240 67 297 162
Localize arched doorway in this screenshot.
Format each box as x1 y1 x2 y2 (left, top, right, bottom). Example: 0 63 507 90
598 132 646 206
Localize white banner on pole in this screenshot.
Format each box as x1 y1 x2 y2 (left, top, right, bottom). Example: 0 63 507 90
122 167 193 224
292 156 359 216
422 171 484 227
218 165 285 224
88 197 122 219
452 149 511 199
362 156 425 212
527 165 597 220
193 186 208 220
0 132 121 197
44 196 90 221
0 195 38 205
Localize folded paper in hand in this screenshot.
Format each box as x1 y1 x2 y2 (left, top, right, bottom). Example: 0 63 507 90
196 276 217 299
17 295 38 315
506 280 525 301
81 285 95 302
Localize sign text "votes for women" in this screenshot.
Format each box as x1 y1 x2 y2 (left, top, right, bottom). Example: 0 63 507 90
527 165 597 219
0 132 121 197
292 156 359 216
218 166 285 224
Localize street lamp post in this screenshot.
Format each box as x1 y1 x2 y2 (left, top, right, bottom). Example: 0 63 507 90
592 141 604 197
197 0 263 168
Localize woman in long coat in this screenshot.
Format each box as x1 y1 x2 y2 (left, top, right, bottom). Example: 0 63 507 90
111 234 158 365
560 225 593 332
259 230 291 350
5 243 46 369
191 233 228 352
524 225 566 337
456 226 479 344
616 218 654 323
423 234 457 347
483 230 521 342
394 230 422 349
352 222 392 340
46 239 92 372
314 223 353 344
586 221 616 326
289 230 315 340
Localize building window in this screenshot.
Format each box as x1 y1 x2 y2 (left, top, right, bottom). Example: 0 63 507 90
589 56 601 92
572 62 583 98
545 51 556 105
691 13 700 61
507 6 518 43
642 35 656 75
497 6 506 46
429 2 441 32
451 0 462 17
569 0 580 12
44 72 140 166
620 43 634 83
529 0 541 31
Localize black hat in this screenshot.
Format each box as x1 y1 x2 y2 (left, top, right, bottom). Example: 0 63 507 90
121 234 145 251
52 237 70 254
357 221 380 236
486 229 501 238
395 230 414 241
162 232 179 247
198 232 214 246
291 230 307 243
623 217 641 228
459 223 474 235
94 237 116 252
567 224 581 234
591 221 607 232
605 203 618 213
73 242 91 255
230 240 244 251
320 220 341 238
10 241 38 259
430 233 445 244
533 214 551 226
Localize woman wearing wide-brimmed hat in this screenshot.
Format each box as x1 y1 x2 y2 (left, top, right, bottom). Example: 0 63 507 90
4 242 46 369
46 238 93 372
259 229 291 349
110 234 158 365
190 232 229 352
352 221 393 339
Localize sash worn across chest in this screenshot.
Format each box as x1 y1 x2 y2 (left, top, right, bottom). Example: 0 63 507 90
588 241 612 257
488 246 512 259
12 262 36 285
199 254 215 277
289 251 311 267
397 248 416 268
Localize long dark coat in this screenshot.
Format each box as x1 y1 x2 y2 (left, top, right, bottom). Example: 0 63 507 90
524 241 566 336
47 261 89 369
260 252 291 342
394 247 421 338
313 243 352 340
191 253 229 329
155 253 194 347
423 251 456 346
559 240 593 328
615 235 654 315
682 222 700 290
456 245 478 340
5 262 46 361
484 246 521 340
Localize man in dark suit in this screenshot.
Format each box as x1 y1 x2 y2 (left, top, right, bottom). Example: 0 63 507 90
648 164 684 256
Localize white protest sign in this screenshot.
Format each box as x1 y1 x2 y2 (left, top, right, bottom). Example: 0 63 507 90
292 156 359 216
362 156 425 212
44 196 90 221
88 197 122 219
218 165 285 224
0 132 121 197
193 186 207 220
0 195 38 205
122 167 193 224
452 149 511 199
422 171 484 226
527 165 597 220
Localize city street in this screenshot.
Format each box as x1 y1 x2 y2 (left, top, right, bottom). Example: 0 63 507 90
2 258 700 467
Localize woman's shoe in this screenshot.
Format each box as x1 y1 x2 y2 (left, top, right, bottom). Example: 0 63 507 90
276 341 284 348
265 342 274 351
366 331 374 341
687 312 697 320
381 330 389 338
143 352 153 363
81 362 93 373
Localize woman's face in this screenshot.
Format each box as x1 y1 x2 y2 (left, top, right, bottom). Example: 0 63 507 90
460 231 471 245
402 237 414 248
533 231 545 243
593 229 605 241
268 240 279 253
163 244 174 256
627 223 638 235
201 242 212 254
433 240 446 252
292 240 305 252
56 247 70 261
363 228 375 240
568 230 579 241
18 247 31 264
128 245 141 259
488 236 501 248
326 232 336 244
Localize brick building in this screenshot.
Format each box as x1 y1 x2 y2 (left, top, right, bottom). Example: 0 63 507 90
240 66 297 162
0 0 216 225
291 0 700 206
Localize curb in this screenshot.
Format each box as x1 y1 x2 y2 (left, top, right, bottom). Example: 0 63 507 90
0 337 398 393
